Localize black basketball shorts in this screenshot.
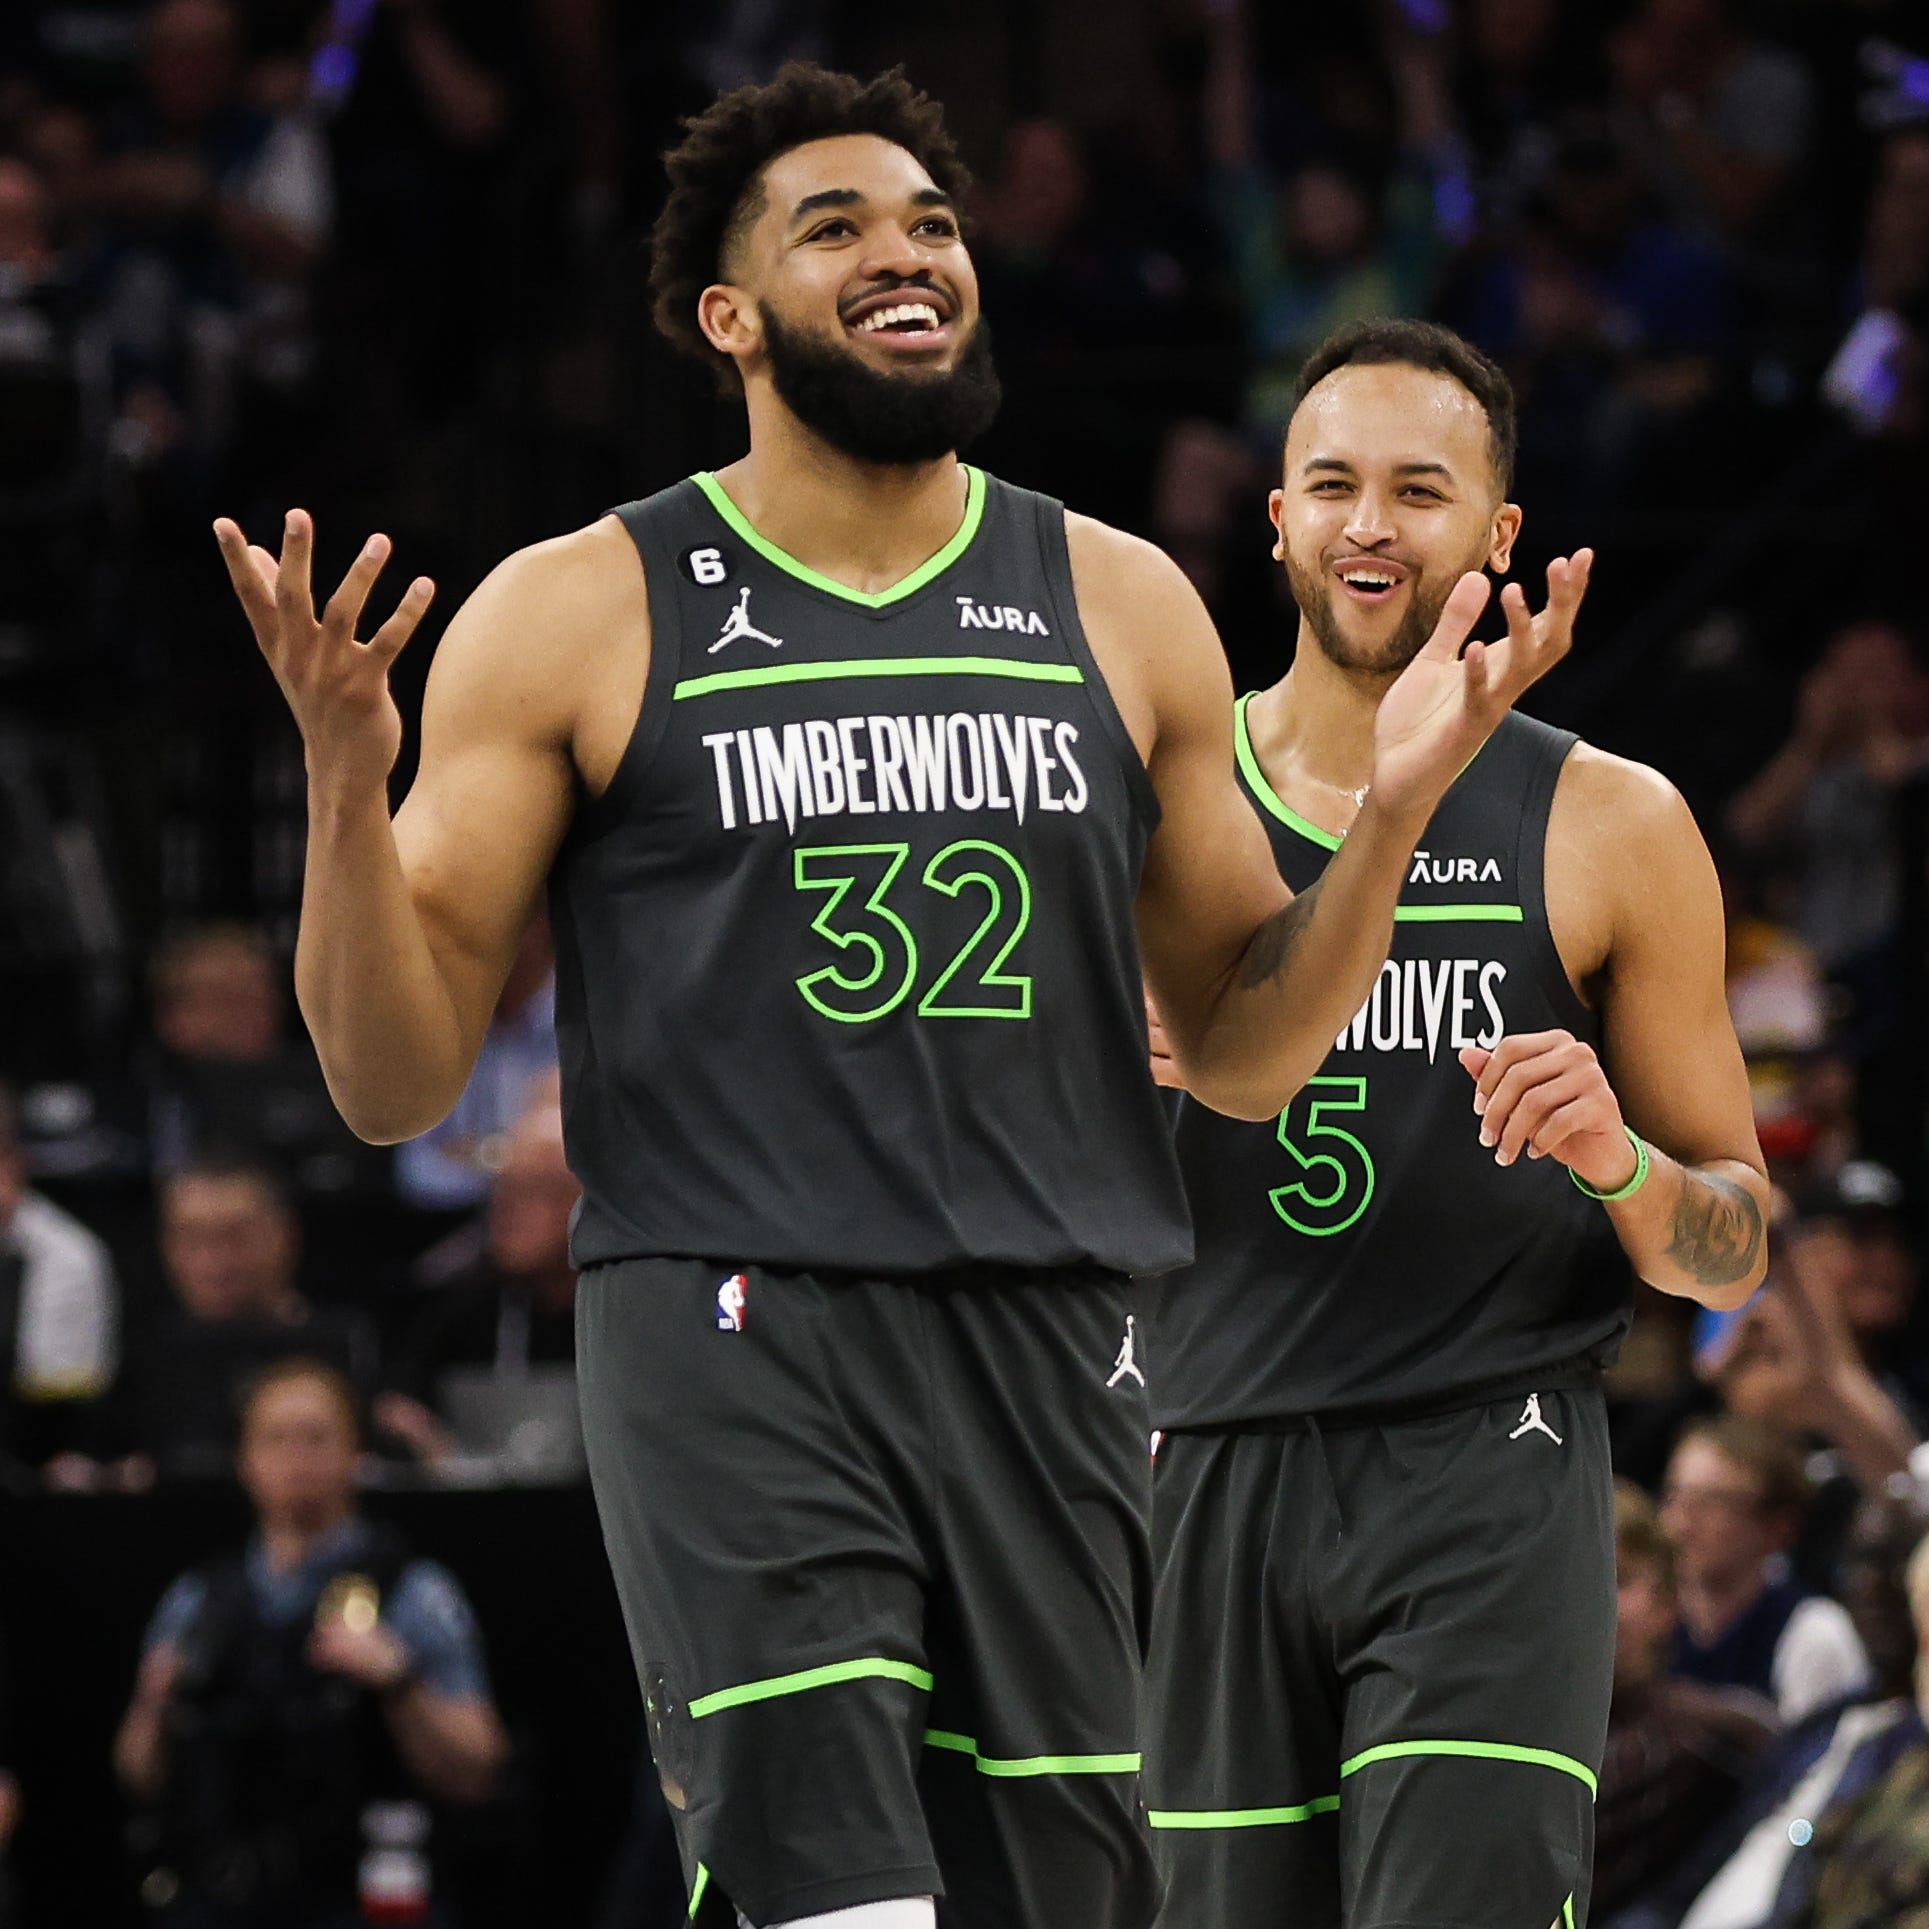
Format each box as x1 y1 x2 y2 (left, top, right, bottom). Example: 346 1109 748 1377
1144 1388 1616 1929
576 1258 1162 1929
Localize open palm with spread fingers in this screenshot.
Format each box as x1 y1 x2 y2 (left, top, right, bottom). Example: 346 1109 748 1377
212 510 436 792
1372 551 1593 821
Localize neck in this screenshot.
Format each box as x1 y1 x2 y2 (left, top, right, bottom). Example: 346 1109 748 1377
259 1506 351 1573
720 397 967 597
1245 627 1398 835
1678 1563 1767 1644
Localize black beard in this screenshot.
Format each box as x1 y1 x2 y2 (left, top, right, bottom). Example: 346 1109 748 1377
759 302 1002 465
1282 543 1491 676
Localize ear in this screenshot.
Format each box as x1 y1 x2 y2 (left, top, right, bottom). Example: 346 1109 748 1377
1487 501 1522 575
698 282 761 368
1267 487 1286 562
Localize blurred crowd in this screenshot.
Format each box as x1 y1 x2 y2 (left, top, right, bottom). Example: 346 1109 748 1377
7 0 1929 1924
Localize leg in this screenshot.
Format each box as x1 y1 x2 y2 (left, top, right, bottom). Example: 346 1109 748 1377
914 1276 1165 1929
577 1261 944 1928
1142 1430 1345 1929
1328 1391 1616 1929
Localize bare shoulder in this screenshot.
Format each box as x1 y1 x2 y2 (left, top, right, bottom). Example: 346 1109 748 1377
1063 511 1205 638
1553 740 1703 853
420 515 648 781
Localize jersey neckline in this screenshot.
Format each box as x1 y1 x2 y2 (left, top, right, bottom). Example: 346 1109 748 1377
690 465 987 610
1233 691 1344 850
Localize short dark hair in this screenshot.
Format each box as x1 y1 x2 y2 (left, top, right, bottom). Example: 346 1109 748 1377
650 63 972 388
1291 319 1518 495
163 1154 297 1223
1679 1414 1812 1518
241 1356 362 1449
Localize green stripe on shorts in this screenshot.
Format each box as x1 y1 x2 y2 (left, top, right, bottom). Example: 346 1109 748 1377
1146 1796 1342 1829
923 1729 1140 1777
1340 1738 1598 1798
687 1863 709 1920
687 1656 934 1720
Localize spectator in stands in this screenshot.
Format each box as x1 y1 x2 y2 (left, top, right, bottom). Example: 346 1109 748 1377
112 1159 375 1480
1663 1415 1872 1723
79 0 332 472
1597 1482 1780 1925
379 1088 580 1480
1637 1496 1926 1929
114 1358 507 1927
394 913 555 1213
145 923 373 1198
0 1628 16 1929
1726 622 1929 983
1823 125 1929 441
0 1078 118 1476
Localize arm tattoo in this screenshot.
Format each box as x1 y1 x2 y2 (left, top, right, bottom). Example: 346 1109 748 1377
1664 1171 1765 1286
1236 879 1324 990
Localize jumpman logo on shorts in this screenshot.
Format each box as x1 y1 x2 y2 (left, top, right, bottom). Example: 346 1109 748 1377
1107 1315 1145 1388
709 586 784 654
1508 1393 1563 1446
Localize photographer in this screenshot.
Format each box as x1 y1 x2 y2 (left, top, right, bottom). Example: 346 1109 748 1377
113 1359 507 1927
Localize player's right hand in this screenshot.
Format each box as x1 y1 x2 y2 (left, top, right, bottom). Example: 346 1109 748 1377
213 509 436 792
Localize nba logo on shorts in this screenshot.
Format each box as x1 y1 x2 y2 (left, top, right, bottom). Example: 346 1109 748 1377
716 1274 748 1332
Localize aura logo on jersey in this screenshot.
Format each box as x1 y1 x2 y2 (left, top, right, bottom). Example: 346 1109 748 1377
955 596 1050 635
1408 850 1503 885
1334 958 1509 1061
700 712 1090 832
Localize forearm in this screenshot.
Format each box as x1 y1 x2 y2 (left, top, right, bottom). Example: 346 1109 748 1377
297 778 471 1143
1183 795 1418 1120
382 1685 506 1804
1601 1148 1768 1310
1813 1367 1919 1492
1727 742 1816 846
112 1700 169 1800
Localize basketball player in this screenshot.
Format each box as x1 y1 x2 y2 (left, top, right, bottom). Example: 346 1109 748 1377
1142 319 1769 1929
212 73 1583 1929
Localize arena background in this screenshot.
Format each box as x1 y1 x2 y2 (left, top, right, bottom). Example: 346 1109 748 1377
4 0 1929 1924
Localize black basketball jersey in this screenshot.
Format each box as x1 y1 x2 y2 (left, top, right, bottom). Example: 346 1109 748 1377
548 467 1194 1278
1149 699 1631 1428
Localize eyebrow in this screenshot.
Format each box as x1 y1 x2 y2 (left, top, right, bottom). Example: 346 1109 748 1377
1301 458 1457 481
787 186 956 226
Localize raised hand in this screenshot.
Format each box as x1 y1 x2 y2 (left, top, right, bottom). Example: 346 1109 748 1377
213 510 436 793
1371 551 1592 823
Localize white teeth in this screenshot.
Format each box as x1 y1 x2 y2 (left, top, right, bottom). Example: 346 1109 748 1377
856 302 942 333
1340 570 1397 589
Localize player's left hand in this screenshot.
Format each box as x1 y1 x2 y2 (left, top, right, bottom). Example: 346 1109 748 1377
1458 1029 1636 1190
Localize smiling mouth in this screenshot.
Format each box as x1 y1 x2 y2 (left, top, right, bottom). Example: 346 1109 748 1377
852 300 944 336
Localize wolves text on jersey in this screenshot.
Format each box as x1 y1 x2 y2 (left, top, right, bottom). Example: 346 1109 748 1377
1335 957 1508 1062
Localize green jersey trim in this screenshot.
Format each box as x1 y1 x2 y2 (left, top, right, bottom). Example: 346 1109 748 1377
1393 904 1525 924
686 1655 934 1719
1564 1896 1578 1929
1340 1738 1599 1797
922 1729 1141 1777
672 656 1084 702
1233 693 1342 850
1146 1797 1342 1829
687 1863 709 1920
691 466 987 607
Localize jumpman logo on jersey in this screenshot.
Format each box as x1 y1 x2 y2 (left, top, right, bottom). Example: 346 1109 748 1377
1508 1394 1563 1446
1107 1315 1145 1389
709 586 783 654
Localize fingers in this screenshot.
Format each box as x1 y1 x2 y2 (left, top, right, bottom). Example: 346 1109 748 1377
1415 570 1492 662
1458 1045 1492 1082
1485 1062 1592 1165
367 575 436 664
1469 1030 1572 1112
212 518 278 638
322 532 393 639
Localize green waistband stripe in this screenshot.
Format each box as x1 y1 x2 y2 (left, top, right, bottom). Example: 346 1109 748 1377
673 656 1085 701
1340 1739 1598 1797
1147 1797 1342 1829
688 1656 934 1720
1393 904 1526 924
692 466 986 608
1564 1896 1577 1929
687 1863 709 1921
923 1729 1141 1778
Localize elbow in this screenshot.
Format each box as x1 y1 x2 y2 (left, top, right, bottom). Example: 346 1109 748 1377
1683 1268 1766 1315
1179 1059 1295 1124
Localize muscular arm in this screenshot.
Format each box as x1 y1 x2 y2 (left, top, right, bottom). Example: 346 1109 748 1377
382 1682 509 1805
1529 754 1770 1308
280 517 642 1142
1073 518 1438 1120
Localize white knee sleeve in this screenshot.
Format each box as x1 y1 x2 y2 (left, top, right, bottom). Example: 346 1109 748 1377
743 1899 937 1929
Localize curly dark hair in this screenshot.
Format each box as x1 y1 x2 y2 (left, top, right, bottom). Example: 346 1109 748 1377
1293 319 1519 495
650 63 973 388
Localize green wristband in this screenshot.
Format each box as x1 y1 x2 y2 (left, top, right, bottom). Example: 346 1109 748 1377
1572 1128 1650 1203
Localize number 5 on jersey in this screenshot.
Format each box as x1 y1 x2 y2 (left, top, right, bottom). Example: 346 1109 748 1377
1270 1076 1375 1236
